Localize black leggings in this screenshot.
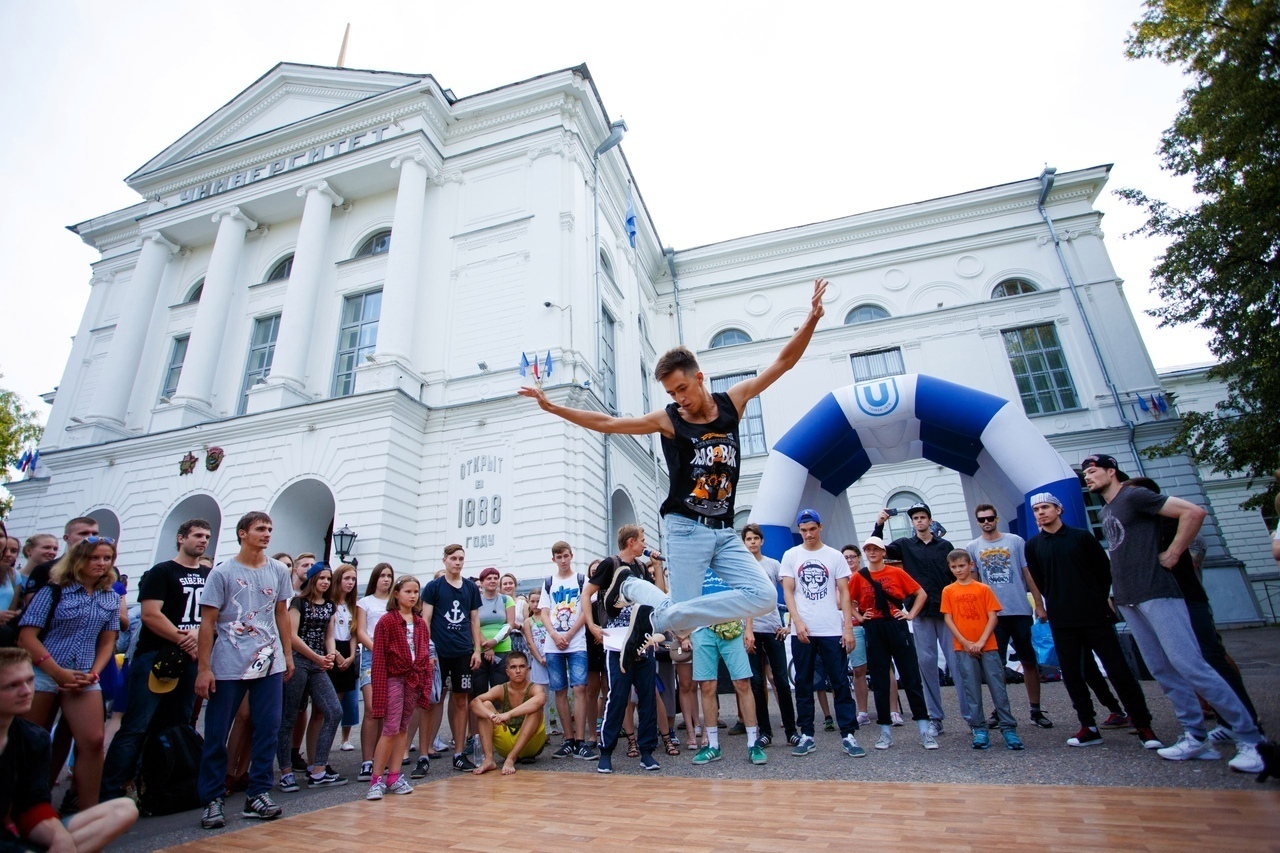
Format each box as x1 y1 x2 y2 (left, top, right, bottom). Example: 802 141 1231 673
862 619 929 725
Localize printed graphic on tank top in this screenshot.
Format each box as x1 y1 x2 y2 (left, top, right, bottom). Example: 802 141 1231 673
660 391 741 520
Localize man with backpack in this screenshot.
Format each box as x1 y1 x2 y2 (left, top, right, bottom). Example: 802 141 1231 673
538 541 590 760
101 519 211 804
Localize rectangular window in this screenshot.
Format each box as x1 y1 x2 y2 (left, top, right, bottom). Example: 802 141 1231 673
640 362 651 413
710 372 767 457
160 335 189 400
238 314 281 414
600 307 617 413
850 347 905 383
1002 324 1079 415
332 290 382 398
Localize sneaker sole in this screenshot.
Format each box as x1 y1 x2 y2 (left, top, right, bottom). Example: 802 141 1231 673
366 793 384 801
619 606 655 674
1159 749 1222 761
604 567 632 614
241 811 282 821
692 755 723 765
843 749 867 758
309 779 349 787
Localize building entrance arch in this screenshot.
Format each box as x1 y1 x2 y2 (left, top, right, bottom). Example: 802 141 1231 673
750 374 1086 560
269 478 337 563
84 508 121 543
155 494 223 565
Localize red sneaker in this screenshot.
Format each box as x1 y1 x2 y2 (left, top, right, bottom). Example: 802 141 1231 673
1067 727 1103 747
1098 713 1131 729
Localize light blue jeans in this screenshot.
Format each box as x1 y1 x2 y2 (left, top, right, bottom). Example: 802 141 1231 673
1120 598 1261 743
620 514 774 635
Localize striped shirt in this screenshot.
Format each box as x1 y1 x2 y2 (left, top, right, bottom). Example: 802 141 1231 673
18 583 120 670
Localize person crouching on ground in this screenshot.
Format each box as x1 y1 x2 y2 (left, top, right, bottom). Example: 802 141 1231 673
367 576 432 800
469 651 547 776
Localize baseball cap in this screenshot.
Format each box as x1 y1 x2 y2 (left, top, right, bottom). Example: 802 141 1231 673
1028 492 1063 509
1081 453 1130 482
305 562 329 581
148 646 186 695
795 509 822 526
478 567 500 581
906 502 932 518
861 535 887 550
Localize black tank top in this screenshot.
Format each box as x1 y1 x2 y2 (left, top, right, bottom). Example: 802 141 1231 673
660 391 741 521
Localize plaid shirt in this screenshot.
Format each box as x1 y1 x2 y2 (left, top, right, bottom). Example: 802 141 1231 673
18 583 120 670
370 612 433 718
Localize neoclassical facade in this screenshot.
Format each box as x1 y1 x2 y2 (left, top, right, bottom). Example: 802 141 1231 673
6 61 1266 622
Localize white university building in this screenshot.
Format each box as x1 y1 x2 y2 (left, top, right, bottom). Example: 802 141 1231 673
7 61 1271 623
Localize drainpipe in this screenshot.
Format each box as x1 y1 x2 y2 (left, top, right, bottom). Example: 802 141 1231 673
1036 166 1144 476
665 247 684 345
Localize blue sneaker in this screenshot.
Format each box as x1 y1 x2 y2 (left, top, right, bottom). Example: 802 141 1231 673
791 735 816 756
639 753 661 771
597 752 613 774
842 734 866 758
1003 730 1025 751
972 728 991 749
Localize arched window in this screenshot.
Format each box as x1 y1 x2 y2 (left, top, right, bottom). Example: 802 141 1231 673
885 491 924 542
354 230 391 258
844 304 889 325
600 250 615 282
184 279 204 303
710 328 751 348
267 255 294 281
992 278 1037 299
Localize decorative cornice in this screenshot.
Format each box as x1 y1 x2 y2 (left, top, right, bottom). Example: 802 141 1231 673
142 104 426 197
446 94 574 140
139 232 181 255
560 212 575 232
297 181 344 207
528 130 581 162
193 84 387 157
96 228 142 252
431 169 463 187
212 207 258 230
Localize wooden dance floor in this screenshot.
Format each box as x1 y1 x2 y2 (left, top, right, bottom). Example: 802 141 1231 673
163 773 1280 852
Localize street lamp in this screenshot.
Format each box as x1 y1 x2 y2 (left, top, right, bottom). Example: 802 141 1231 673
333 523 358 568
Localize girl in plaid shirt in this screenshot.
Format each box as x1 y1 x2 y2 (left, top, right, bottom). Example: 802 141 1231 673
367 576 432 799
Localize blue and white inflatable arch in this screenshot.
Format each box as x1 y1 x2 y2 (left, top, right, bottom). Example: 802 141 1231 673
750 373 1087 562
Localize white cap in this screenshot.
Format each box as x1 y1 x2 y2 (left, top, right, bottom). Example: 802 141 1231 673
861 535 887 550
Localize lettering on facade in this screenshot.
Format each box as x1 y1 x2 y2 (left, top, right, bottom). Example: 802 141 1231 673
175 125 395 205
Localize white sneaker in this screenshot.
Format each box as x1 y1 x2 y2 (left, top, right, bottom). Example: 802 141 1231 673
875 729 893 750
1229 742 1263 774
1157 733 1221 761
432 738 450 753
890 712 905 727
926 720 941 738
366 781 386 801
856 711 870 726
387 777 414 795
340 740 355 751
921 732 939 750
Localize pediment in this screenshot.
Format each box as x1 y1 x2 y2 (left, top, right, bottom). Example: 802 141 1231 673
129 63 426 181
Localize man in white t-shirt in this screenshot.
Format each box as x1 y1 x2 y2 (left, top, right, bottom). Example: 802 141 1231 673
965 503 1053 730
538 541 590 759
780 509 861 758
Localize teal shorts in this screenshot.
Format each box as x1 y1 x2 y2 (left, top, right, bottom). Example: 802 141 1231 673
692 629 751 682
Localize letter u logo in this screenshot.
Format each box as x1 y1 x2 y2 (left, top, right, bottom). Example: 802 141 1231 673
856 378 900 417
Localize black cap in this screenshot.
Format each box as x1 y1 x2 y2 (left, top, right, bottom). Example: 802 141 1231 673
1082 453 1129 482
906 502 931 518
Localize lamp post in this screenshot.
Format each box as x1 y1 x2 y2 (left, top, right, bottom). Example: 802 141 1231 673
333 523 358 569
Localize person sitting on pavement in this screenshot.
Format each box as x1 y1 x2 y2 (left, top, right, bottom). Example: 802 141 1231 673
469 651 547 776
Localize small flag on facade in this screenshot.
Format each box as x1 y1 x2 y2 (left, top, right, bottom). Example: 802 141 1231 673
1149 395 1162 419
1156 393 1168 414
625 186 637 249
1137 396 1150 413
519 352 531 377
543 350 553 379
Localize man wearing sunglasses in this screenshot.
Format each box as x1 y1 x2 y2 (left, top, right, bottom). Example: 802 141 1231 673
965 505 1052 730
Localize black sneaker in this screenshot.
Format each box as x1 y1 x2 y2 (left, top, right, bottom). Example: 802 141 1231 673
452 753 478 772
757 734 772 748
620 605 656 674
788 733 801 747
552 739 577 759
308 766 348 787
241 792 283 820
201 797 226 829
604 566 634 614
1030 710 1054 729
411 756 430 779
576 741 599 761
357 760 374 781
291 749 307 772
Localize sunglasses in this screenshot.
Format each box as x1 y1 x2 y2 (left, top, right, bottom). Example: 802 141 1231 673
84 535 116 545
976 516 997 523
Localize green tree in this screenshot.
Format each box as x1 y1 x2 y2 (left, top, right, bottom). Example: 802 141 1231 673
1 374 44 490
1118 0 1280 508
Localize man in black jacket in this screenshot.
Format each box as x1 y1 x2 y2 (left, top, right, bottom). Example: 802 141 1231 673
1024 493 1160 750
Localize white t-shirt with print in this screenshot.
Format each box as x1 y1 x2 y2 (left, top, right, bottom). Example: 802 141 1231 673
780 543 850 638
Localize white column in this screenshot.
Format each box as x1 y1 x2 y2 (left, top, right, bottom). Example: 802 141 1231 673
264 182 343 391
171 207 256 410
87 232 180 426
374 153 428 363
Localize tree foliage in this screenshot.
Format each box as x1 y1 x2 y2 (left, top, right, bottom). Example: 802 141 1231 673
1 373 43 474
1118 0 1280 508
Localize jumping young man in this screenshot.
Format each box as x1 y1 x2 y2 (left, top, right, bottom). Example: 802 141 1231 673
520 279 829 667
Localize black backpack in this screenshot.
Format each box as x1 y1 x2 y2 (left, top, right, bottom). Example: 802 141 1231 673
138 722 204 816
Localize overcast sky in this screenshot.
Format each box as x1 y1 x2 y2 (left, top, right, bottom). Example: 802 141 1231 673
0 0 1214 429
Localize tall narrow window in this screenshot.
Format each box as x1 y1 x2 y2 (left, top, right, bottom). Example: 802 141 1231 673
711 372 767 456
332 290 382 397
160 336 189 400
1002 324 1079 415
600 306 618 413
640 362 651 413
850 347 905 382
238 314 281 414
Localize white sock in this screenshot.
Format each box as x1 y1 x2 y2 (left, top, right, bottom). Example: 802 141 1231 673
746 726 758 747
706 726 719 749
918 719 931 735
881 724 892 735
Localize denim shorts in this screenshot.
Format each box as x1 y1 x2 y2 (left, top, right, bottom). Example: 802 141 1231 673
34 668 102 693
360 647 373 690
545 650 588 692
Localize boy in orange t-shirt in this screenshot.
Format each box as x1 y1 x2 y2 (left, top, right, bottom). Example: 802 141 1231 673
940 550 1023 751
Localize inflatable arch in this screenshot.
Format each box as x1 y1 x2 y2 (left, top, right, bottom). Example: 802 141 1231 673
750 374 1088 562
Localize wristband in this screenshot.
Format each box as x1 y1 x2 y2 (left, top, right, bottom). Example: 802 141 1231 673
32 653 50 668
